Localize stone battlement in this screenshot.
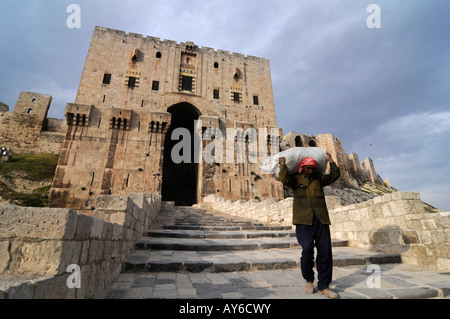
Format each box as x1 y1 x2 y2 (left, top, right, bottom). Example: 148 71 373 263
94 26 267 62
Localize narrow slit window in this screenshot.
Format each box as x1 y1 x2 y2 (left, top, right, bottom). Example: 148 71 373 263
90 172 95 186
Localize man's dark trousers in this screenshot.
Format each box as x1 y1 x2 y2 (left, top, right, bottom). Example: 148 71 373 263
295 213 333 290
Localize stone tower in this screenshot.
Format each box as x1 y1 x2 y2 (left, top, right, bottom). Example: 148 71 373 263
49 26 283 209
0 91 52 153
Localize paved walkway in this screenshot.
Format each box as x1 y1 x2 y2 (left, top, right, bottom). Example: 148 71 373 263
101 206 450 299
103 264 449 299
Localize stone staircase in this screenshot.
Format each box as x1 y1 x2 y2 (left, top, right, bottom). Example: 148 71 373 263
102 205 450 299
122 207 400 274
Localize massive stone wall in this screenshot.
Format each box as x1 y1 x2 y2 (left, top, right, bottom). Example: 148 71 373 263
0 192 161 299
329 192 449 271
199 192 449 272
49 26 283 209
0 91 66 155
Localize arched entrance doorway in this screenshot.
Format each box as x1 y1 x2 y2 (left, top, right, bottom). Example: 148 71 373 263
161 102 200 206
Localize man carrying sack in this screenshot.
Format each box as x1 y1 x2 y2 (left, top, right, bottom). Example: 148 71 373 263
278 152 341 299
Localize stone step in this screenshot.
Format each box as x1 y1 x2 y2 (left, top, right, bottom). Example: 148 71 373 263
135 236 349 251
123 246 402 273
173 221 261 226
163 225 292 231
103 206 447 300
146 229 297 239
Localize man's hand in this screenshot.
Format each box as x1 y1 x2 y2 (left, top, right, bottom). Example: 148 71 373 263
278 156 286 165
327 152 334 162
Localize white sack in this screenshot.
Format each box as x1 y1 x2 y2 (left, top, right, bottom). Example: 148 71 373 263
259 147 328 179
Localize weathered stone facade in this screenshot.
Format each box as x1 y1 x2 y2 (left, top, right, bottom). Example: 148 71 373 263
48 26 284 209
0 92 65 155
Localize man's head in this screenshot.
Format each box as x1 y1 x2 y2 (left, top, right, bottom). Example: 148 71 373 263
299 157 318 177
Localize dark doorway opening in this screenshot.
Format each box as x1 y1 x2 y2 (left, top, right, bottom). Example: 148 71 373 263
161 102 200 206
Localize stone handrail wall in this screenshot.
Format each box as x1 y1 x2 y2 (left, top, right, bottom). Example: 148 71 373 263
199 193 449 272
329 192 449 272
197 194 341 226
0 192 161 299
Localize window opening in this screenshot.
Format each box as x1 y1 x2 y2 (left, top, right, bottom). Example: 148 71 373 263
128 77 136 88
103 73 111 84
181 76 193 91
91 172 95 186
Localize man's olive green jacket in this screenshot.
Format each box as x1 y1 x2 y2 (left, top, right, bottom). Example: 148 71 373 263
279 162 340 225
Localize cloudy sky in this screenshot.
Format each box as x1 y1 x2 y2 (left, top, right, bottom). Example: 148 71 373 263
0 0 449 210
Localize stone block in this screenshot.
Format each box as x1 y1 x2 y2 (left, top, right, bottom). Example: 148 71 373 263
437 258 450 272
388 230 403 245
110 212 126 225
88 240 104 263
421 219 437 230
59 241 83 274
0 240 10 273
79 241 90 265
0 206 78 240
9 240 63 276
348 209 361 221
402 230 420 244
430 230 445 244
90 218 104 239
370 231 389 245
75 214 94 240
96 195 129 211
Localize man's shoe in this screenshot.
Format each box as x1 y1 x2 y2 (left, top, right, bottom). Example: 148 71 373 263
305 282 314 294
318 288 339 299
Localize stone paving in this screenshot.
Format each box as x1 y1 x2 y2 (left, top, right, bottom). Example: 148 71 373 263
101 206 450 299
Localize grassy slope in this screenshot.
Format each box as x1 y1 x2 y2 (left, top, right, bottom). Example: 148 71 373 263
0 154 59 207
